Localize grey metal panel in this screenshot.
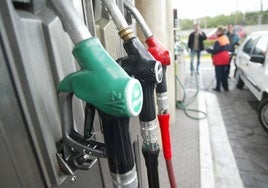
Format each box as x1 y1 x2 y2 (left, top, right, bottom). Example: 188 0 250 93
0 18 46 188
0 133 23 188
37 7 85 133
37 7 76 84
57 164 104 188
17 10 65 186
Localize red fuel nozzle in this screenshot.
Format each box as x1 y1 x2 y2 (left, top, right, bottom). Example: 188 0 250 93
146 36 171 66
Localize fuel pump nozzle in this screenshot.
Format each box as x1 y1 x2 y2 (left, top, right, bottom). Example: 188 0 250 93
51 0 142 117
124 1 178 188
50 0 142 186
100 0 163 187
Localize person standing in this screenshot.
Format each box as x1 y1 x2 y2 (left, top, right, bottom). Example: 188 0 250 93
206 26 230 92
187 23 207 75
226 24 240 77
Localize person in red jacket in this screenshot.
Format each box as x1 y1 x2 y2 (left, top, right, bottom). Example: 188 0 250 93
206 26 230 92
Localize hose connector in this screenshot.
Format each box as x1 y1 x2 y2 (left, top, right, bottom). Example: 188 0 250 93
140 119 158 144
156 92 169 114
118 27 136 41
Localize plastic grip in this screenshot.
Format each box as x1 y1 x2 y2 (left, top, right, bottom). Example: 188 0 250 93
57 37 143 117
140 84 156 122
158 113 172 160
145 36 171 66
98 110 134 174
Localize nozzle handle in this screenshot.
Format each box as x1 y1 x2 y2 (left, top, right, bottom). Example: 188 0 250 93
98 111 134 174
140 84 156 121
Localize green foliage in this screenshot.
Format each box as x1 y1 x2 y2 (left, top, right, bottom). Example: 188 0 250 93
180 10 268 30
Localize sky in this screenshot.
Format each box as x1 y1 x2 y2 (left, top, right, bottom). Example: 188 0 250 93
174 0 268 19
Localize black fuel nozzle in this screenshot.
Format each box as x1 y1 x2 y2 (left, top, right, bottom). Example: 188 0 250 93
118 36 163 121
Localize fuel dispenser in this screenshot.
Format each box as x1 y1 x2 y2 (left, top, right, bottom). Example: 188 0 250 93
123 1 178 188
50 0 143 187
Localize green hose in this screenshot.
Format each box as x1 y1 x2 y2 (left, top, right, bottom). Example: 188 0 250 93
175 71 207 120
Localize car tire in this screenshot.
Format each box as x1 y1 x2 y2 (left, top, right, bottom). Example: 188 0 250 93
257 98 268 133
236 76 244 89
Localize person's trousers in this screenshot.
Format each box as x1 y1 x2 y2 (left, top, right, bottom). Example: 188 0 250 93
226 53 234 76
190 50 201 73
215 65 228 90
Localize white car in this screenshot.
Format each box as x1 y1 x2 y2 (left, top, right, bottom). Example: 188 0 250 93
235 31 268 132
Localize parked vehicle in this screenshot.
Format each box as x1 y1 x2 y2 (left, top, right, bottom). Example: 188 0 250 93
235 31 268 132
233 25 247 39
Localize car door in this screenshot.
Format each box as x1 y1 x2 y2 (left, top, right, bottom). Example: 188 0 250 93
236 35 260 85
248 35 268 100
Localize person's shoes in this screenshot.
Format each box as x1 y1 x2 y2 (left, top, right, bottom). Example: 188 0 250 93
224 88 229 91
212 88 220 92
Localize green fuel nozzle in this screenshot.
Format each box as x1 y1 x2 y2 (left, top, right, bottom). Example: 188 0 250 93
50 0 143 117
57 37 143 117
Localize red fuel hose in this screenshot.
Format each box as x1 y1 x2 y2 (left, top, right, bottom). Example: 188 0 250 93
158 114 177 188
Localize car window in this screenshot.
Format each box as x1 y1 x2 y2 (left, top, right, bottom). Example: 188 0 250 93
242 36 260 55
252 35 268 57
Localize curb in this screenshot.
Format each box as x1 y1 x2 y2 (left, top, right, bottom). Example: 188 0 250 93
199 91 215 188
